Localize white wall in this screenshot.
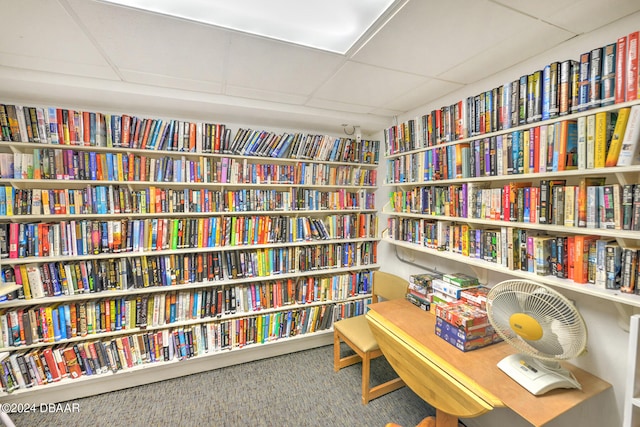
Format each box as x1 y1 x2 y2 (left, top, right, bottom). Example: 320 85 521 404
377 10 640 427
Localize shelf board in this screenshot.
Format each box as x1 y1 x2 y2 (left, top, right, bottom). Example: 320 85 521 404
382 237 640 308
0 282 20 297
383 164 640 187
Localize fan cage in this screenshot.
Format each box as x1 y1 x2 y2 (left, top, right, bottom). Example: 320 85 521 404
486 279 587 361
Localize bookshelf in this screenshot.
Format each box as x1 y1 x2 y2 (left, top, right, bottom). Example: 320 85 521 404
0 104 380 403
383 101 640 309
382 29 640 311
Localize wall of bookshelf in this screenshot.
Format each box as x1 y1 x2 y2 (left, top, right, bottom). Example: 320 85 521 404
0 104 380 403
381 27 640 427
383 94 640 309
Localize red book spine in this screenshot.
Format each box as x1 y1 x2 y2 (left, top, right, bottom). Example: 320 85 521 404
56 109 65 144
627 31 639 101
42 348 61 382
121 115 131 147
83 111 91 145
9 222 19 258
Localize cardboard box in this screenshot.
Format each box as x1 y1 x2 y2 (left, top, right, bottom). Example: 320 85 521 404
442 272 479 288
435 326 500 352
410 273 438 288
406 292 431 311
434 301 489 330
435 315 495 341
460 286 490 309
432 278 478 300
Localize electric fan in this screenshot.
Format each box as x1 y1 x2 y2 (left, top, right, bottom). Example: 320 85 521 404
485 279 587 396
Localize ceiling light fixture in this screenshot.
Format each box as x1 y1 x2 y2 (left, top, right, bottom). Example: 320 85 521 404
99 0 396 54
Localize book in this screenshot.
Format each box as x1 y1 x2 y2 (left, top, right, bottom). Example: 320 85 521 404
601 42 617 106
588 47 603 109
616 105 640 166
578 177 606 227
578 52 590 111
576 116 587 169
616 35 628 104
605 107 631 166
594 111 616 169
627 31 639 101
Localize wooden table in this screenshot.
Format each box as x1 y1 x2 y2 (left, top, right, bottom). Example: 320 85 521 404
366 299 612 427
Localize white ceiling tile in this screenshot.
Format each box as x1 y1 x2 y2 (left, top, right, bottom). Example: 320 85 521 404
225 84 308 105
118 70 223 94
0 53 118 81
353 0 564 78
67 0 229 84
305 98 375 114
314 61 428 107
0 0 117 77
385 79 464 112
440 22 573 84
369 107 405 117
491 0 640 33
225 34 345 96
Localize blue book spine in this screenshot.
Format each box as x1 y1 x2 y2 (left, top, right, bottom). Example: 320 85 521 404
89 152 98 180
52 307 62 341
58 304 67 339
512 131 521 174
48 108 59 144
542 65 551 120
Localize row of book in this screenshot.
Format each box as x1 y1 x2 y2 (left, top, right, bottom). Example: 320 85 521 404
0 271 373 348
0 149 378 187
385 29 640 153
228 128 379 164
0 103 380 164
386 106 640 183
2 244 378 300
0 185 375 217
0 299 366 393
389 180 639 231
387 218 636 292
0 213 378 259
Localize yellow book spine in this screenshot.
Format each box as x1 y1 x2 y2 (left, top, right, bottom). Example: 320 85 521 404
594 112 608 168
5 186 13 216
110 299 116 331
116 153 124 181
605 107 631 167
19 265 31 299
45 306 55 342
197 219 204 248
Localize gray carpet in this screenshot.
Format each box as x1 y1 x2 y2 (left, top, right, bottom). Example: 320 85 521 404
9 344 435 427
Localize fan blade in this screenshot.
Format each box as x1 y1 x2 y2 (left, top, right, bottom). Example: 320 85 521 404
488 289 524 338
522 328 564 356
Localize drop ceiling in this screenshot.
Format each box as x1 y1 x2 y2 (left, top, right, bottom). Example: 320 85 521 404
1 0 639 135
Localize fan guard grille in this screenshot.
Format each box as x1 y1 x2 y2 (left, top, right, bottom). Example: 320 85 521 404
486 280 587 361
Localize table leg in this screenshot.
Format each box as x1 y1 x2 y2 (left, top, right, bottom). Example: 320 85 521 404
435 409 458 427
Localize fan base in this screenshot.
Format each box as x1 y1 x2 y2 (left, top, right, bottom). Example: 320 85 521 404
497 354 581 396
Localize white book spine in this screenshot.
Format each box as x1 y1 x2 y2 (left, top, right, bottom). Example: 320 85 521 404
617 105 640 166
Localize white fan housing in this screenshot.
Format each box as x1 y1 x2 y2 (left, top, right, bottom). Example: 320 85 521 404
486 279 587 395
